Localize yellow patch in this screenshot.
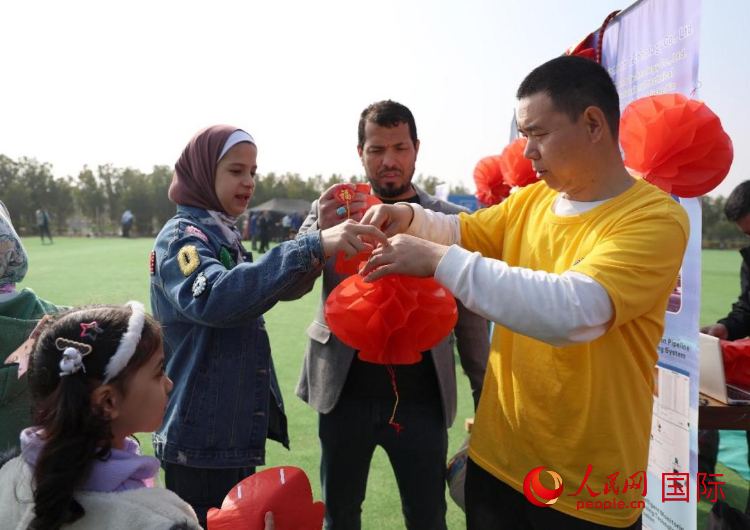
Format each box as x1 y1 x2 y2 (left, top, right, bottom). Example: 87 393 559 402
177 245 200 277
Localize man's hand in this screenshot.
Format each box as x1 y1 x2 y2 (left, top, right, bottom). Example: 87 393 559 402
359 234 449 282
320 220 388 258
700 323 729 340
317 183 370 229
361 204 414 237
264 512 275 530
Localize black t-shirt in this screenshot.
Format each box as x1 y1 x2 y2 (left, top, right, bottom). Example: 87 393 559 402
341 193 442 404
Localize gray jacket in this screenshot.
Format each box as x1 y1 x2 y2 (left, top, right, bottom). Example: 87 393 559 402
295 185 489 427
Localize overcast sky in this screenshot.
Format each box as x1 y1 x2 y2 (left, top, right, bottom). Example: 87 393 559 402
1 0 747 197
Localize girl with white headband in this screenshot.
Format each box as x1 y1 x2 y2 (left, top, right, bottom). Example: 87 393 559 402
0 303 201 529
151 125 386 525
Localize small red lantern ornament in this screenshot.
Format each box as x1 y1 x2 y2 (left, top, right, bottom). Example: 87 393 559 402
325 274 458 365
500 138 537 189
620 93 734 198
474 155 511 206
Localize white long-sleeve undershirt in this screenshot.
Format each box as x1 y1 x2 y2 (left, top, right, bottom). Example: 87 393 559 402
402 199 614 346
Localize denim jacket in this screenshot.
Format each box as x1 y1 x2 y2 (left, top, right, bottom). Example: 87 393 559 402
150 206 324 468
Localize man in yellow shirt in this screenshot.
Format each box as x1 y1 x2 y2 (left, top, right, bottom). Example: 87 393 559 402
361 55 689 529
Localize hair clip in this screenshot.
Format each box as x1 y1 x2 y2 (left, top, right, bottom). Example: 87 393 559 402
80 321 104 340
55 337 93 377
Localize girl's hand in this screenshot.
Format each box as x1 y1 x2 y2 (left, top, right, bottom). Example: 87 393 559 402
360 203 414 237
320 220 388 258
264 511 275 530
318 183 369 229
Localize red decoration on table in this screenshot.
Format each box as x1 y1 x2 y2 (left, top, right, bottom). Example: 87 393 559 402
720 339 750 389
473 155 511 206
325 273 458 364
207 466 325 530
500 138 537 189
333 183 382 275
620 94 734 198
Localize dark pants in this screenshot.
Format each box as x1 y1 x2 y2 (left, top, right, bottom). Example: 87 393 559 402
319 396 448 530
259 233 269 253
466 458 642 530
39 223 52 243
162 461 254 528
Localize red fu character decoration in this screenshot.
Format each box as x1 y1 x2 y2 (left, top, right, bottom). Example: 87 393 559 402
333 183 382 275
620 93 734 198
474 155 511 207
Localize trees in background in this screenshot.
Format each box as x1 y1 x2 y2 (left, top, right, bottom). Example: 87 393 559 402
1 152 733 247
0 153 455 237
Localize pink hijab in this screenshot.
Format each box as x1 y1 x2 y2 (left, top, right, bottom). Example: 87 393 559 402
168 125 249 212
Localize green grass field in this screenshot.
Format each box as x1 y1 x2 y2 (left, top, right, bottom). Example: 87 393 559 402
17 240 750 529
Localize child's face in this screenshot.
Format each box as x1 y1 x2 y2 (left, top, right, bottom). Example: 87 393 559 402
215 142 258 217
111 342 173 442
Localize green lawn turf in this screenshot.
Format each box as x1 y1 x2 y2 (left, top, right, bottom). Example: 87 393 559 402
17 240 750 529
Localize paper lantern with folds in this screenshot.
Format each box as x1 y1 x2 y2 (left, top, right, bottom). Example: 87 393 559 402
500 138 537 188
474 155 511 206
325 273 458 364
334 183 383 275
620 94 734 198
207 466 325 530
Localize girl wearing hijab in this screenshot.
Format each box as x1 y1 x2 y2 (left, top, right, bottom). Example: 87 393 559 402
0 201 68 453
150 125 385 525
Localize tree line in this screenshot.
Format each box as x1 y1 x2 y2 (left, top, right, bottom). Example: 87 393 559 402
0 153 742 248
0 154 461 237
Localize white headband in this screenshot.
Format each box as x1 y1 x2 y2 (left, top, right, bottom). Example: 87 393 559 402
102 301 146 384
218 130 256 162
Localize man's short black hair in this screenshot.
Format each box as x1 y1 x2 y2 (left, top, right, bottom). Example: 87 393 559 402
724 181 750 222
358 100 418 149
517 55 621 141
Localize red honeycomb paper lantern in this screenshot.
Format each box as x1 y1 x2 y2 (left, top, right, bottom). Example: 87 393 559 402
325 274 458 364
500 138 537 188
620 93 733 198
474 155 511 206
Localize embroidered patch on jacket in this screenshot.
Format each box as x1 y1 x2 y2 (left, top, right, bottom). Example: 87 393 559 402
177 245 201 277
219 246 236 270
149 250 156 275
185 225 209 244
192 272 208 297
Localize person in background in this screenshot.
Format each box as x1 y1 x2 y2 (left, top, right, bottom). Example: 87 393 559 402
0 200 68 453
121 210 135 238
295 100 489 530
700 180 750 482
35 206 53 245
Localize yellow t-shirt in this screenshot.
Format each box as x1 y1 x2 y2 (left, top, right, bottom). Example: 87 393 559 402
460 178 689 527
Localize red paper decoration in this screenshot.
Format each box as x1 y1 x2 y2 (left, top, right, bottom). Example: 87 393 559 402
500 138 537 188
334 183 382 275
473 155 511 206
620 94 734 198
325 273 458 364
207 466 325 530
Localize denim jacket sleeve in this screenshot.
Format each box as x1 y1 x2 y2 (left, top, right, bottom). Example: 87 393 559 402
279 200 324 301
157 219 326 327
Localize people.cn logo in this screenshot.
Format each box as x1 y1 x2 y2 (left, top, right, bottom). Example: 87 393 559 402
523 467 564 507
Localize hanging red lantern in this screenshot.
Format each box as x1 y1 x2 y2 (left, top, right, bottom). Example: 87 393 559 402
474 155 511 206
325 273 458 364
620 93 733 198
333 183 382 275
500 138 537 188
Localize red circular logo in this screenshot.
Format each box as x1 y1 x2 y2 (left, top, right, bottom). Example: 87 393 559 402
523 467 564 507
